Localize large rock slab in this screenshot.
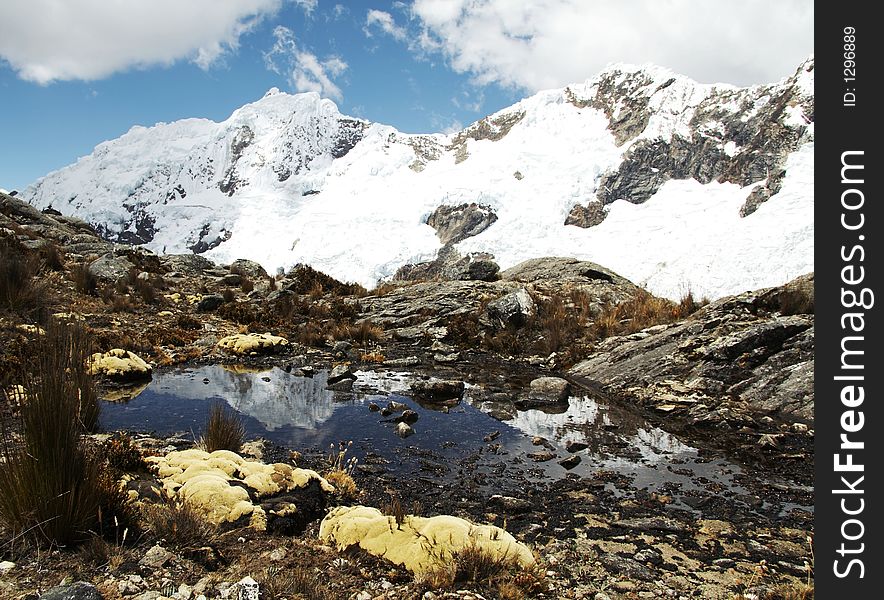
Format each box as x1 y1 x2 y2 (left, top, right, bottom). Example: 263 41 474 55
569 274 814 423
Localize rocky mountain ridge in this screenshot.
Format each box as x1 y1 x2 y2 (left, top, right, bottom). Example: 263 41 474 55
21 59 813 300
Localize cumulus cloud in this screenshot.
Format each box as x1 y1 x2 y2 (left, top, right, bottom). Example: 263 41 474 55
364 10 408 41
409 0 814 90
264 26 348 101
0 0 319 84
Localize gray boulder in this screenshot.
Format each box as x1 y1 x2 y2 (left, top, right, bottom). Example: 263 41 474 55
230 258 269 280
196 294 225 312
160 254 217 276
88 253 134 285
40 581 102 600
426 202 498 245
487 288 535 327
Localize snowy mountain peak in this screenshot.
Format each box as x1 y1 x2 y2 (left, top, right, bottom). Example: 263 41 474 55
22 60 813 300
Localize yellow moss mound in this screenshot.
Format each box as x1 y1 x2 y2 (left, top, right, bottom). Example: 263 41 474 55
319 505 535 574
87 349 152 380
146 449 334 531
217 332 289 355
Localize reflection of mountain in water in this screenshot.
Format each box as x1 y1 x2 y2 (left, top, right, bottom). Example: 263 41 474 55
150 366 337 430
503 396 693 462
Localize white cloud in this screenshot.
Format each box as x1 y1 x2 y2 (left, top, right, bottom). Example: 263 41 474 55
0 0 320 84
264 26 348 101
409 0 814 90
364 10 408 41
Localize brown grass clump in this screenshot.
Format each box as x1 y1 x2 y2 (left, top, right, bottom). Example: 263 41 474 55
425 542 544 598
103 432 148 473
284 264 366 297
38 242 65 272
359 351 386 363
0 321 132 547
588 289 704 341
257 565 336 600
323 441 359 501
350 320 383 344
71 262 98 295
221 288 236 303
200 402 246 453
141 491 218 551
0 237 48 322
176 313 204 331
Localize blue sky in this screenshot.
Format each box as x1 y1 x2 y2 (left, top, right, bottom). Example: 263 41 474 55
0 0 813 192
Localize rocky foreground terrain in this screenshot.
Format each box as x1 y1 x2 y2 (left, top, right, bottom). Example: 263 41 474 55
0 191 813 599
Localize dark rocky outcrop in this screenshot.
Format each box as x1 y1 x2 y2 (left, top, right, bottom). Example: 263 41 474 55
564 201 608 228
426 203 498 245
569 273 814 423
570 59 813 216
394 246 500 283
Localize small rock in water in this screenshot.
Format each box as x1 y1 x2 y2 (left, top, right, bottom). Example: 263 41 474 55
528 451 556 462
489 494 532 513
558 455 582 469
531 436 555 450
328 364 356 384
397 410 419 424
301 366 315 377
483 430 501 442
396 422 414 438
565 440 588 453
368 402 381 412
387 400 408 413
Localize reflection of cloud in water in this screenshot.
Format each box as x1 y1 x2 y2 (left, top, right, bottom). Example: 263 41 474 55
150 366 338 431
503 395 693 463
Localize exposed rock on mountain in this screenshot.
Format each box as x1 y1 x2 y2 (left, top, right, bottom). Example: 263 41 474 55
569 273 814 423
426 203 498 245
586 59 813 215
393 246 499 283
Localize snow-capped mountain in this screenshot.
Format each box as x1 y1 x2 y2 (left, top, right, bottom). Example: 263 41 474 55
23 58 814 300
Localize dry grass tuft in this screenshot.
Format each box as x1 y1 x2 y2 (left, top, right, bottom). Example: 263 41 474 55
71 262 98 295
257 565 337 600
324 441 359 501
200 402 246 453
425 542 544 597
350 320 383 344
0 237 49 322
359 351 386 363
141 491 218 550
0 320 132 548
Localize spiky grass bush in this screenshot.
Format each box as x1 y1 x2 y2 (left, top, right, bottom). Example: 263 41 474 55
141 491 217 550
0 237 48 322
0 321 127 547
200 402 246 453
